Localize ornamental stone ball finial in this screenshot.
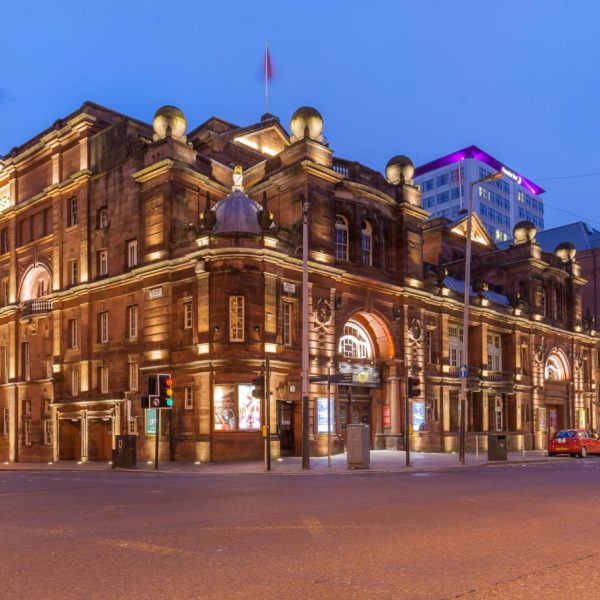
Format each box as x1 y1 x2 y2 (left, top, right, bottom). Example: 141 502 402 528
385 155 415 185
152 105 187 142
290 106 323 143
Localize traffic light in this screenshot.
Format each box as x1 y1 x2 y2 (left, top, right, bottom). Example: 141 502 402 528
252 375 264 399
407 376 421 398
158 373 174 408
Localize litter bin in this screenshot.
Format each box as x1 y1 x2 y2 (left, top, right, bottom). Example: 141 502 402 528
347 424 370 469
112 435 137 468
488 434 508 461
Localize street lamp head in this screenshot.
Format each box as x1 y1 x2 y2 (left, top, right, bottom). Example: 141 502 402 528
482 171 503 182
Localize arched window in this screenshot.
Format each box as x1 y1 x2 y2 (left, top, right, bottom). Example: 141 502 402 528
545 355 565 381
361 220 372 266
335 215 348 260
20 265 52 302
338 320 373 359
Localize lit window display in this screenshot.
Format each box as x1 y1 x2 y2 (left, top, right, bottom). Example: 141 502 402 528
214 385 236 431
213 384 261 431
317 397 335 433
238 384 261 430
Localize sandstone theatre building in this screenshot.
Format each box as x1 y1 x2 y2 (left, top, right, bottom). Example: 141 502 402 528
0 102 597 463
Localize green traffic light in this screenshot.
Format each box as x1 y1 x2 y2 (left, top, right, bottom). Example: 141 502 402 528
167 398 173 407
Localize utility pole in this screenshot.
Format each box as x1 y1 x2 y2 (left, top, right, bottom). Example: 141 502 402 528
301 194 311 470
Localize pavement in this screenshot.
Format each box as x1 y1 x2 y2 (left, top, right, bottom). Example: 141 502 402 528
0 448 570 474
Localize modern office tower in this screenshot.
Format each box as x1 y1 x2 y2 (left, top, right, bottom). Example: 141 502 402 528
414 145 545 242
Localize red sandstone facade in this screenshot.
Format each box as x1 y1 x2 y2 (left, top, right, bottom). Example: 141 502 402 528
0 102 596 463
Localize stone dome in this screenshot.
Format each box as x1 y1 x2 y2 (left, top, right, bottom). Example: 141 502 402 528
290 106 323 142
385 155 415 185
513 220 537 244
153 105 187 142
554 241 577 262
212 190 263 235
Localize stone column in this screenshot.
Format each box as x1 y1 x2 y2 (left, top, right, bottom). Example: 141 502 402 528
52 408 59 462
390 376 400 434
81 410 88 462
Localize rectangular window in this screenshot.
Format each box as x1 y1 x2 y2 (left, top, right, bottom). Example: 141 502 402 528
426 329 433 364
282 301 293 346
436 174 449 186
487 333 502 371
2 279 8 307
335 224 348 260
129 361 139 392
0 228 8 254
68 197 78 227
422 179 434 191
436 191 449 205
97 250 108 276
183 301 193 329
97 312 109 344
23 399 31 415
68 318 78 349
1 407 8 435
127 305 138 339
99 366 109 394
97 207 108 229
71 367 79 397
448 325 463 367
184 386 194 410
229 295 244 341
43 420 52 445
69 259 78 286
24 420 32 445
126 239 138 268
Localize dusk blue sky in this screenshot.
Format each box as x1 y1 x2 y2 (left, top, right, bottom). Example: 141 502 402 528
1 0 598 230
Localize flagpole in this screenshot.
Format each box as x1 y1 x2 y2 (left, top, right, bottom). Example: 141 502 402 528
264 41 269 114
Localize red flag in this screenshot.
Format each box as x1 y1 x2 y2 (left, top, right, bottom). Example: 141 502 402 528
264 45 274 81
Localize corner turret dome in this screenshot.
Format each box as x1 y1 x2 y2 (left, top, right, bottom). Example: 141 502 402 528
513 220 537 244
153 105 187 142
290 106 323 142
385 155 414 185
212 190 263 235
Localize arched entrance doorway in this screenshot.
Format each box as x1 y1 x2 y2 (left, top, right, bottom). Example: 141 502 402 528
337 312 394 448
543 349 571 436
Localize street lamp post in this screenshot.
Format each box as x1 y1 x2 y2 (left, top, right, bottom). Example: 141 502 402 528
459 171 503 465
301 194 311 470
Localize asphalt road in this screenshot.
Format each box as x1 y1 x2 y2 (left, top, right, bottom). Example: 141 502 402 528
1 460 600 600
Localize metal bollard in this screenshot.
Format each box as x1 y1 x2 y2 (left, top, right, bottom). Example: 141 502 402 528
475 434 479 463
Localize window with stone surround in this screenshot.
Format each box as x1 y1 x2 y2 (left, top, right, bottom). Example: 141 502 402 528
128 360 138 392
68 318 78 349
97 312 109 344
67 197 78 227
43 420 52 445
99 366 109 394
185 386 194 410
69 259 78 286
335 215 349 260
183 300 193 329
127 305 138 339
448 324 463 367
97 249 108 277
486 333 502 371
126 239 138 268
229 295 244 342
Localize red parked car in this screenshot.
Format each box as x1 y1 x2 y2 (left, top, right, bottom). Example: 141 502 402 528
548 429 600 458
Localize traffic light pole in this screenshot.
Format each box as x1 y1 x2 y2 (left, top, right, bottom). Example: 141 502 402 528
265 355 271 472
405 377 410 467
154 409 160 470
301 195 310 470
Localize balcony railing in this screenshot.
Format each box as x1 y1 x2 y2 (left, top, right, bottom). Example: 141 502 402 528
21 299 53 318
332 158 390 193
481 370 515 382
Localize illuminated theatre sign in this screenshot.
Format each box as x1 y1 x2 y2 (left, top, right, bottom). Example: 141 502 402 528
501 166 522 184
